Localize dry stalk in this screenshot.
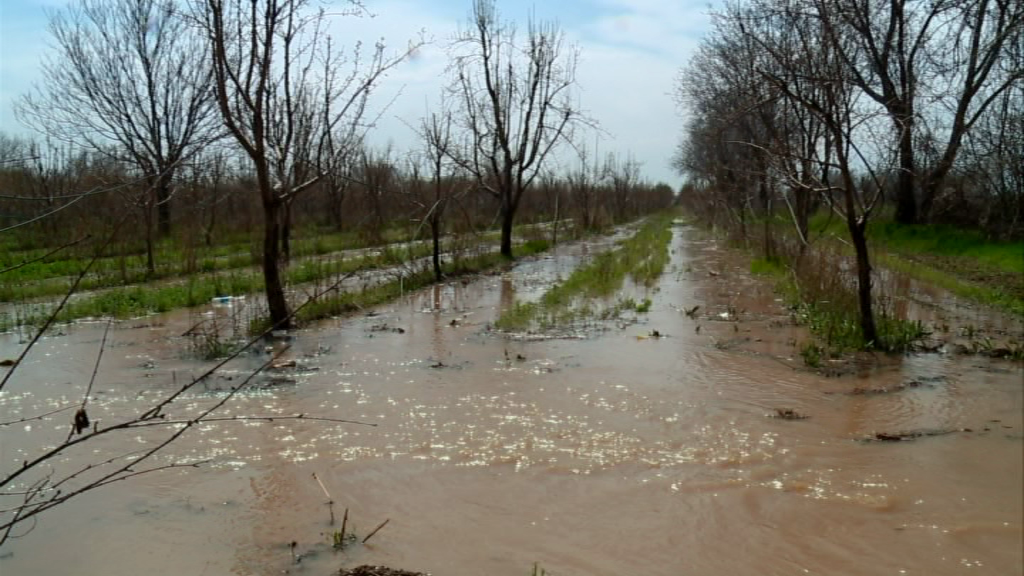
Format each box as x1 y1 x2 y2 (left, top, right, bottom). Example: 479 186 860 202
362 518 390 544
340 507 349 544
312 472 335 525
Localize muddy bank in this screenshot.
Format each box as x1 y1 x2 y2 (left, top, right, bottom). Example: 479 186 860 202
1 224 1021 576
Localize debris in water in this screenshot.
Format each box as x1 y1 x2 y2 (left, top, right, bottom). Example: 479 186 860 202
861 428 973 443
771 408 809 420
0 359 17 367
849 380 938 395
211 295 245 305
338 566 426 576
368 323 405 334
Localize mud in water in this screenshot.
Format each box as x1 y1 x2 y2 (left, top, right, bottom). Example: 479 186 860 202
1 225 1021 576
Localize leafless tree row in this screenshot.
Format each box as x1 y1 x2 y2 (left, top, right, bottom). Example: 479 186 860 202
1 0 676 541
675 0 1023 343
2 0 675 329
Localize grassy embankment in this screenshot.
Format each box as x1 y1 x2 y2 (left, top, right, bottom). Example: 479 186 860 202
802 214 1023 315
496 213 674 331
751 214 1023 363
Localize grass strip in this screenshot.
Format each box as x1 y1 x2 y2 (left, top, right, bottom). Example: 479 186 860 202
297 239 551 324
496 214 673 331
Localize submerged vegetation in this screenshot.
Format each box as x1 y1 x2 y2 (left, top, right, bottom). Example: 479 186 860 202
496 213 674 331
743 213 1021 364
297 240 551 325
750 235 930 361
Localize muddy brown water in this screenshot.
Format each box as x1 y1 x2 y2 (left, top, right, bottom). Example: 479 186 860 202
1 225 1021 576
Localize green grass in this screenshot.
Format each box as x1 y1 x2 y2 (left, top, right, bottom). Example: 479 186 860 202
801 212 1024 317
298 240 551 324
789 298 928 361
877 252 1024 317
749 241 928 357
750 256 787 277
0 228 424 302
0 226 557 330
0 220 558 304
868 220 1023 274
495 213 674 331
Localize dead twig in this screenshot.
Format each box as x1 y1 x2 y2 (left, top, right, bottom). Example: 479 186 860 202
312 472 335 525
340 507 349 545
362 518 390 544
0 405 76 428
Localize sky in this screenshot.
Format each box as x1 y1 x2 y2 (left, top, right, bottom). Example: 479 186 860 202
0 0 715 186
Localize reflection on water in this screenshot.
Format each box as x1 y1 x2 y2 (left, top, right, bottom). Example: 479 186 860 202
1 226 1021 576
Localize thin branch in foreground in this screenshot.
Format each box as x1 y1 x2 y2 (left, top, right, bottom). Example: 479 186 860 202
67 320 111 441
0 405 76 428
127 414 377 429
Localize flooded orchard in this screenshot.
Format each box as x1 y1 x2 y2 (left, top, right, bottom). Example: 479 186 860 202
1 224 1021 576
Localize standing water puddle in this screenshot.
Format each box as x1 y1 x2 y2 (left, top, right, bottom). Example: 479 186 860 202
1 225 1021 576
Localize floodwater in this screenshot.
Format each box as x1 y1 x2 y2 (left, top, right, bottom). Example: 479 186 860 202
1 225 1021 576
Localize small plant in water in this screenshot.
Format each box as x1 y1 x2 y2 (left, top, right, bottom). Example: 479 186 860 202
799 341 824 368
332 529 356 549
635 298 652 313
187 317 236 360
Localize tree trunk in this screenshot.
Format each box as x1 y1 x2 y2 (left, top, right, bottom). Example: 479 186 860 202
849 218 878 346
919 144 962 222
280 200 292 263
431 215 442 281
143 200 156 276
759 172 772 259
894 118 918 225
155 173 173 237
551 193 560 246
145 226 156 277
205 185 217 247
262 199 290 329
331 188 345 231
500 197 514 258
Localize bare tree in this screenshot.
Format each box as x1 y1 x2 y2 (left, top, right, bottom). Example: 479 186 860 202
810 0 1024 224
197 0 415 328
448 0 584 258
419 109 465 281
567 143 603 231
731 0 893 344
19 0 217 272
357 146 397 245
